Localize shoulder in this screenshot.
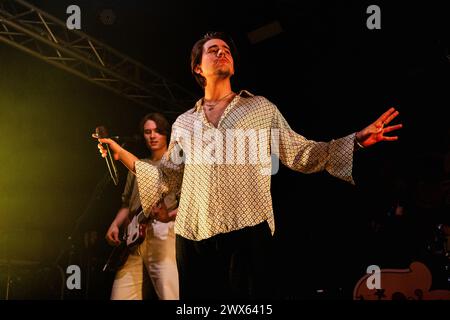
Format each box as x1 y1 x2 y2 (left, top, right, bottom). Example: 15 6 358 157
140 158 153 164
238 90 277 113
173 106 197 126
238 90 274 104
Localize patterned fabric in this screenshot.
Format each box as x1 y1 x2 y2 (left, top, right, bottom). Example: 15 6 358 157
121 159 152 215
135 90 356 241
123 158 177 240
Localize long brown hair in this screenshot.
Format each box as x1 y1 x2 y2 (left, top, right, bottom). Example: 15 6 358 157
139 112 171 140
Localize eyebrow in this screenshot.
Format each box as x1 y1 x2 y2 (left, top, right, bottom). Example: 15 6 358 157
206 44 231 51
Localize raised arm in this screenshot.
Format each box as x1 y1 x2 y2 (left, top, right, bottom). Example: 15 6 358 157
271 104 356 184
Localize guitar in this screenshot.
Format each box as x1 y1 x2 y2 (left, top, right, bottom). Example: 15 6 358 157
103 194 177 272
353 261 450 300
125 209 152 247
103 208 151 272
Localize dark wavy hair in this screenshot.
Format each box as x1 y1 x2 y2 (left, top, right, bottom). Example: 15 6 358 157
190 31 239 88
139 112 171 139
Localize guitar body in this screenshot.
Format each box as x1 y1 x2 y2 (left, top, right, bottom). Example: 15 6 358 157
353 261 450 300
103 210 150 272
125 211 149 248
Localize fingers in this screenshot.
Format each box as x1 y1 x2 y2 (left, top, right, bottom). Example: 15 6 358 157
93 135 111 158
380 123 402 142
383 136 398 141
91 134 112 144
150 205 173 222
383 110 400 126
112 230 120 242
383 123 403 133
97 143 107 158
112 233 121 246
93 134 108 158
106 233 120 246
168 210 178 219
98 138 113 144
95 138 112 147
96 138 122 159
378 107 397 123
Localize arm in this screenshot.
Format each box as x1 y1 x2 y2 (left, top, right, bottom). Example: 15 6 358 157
134 124 185 220
95 133 184 220
271 104 402 184
271 104 356 184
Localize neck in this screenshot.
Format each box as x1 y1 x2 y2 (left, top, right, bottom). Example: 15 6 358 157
150 148 166 162
204 78 232 101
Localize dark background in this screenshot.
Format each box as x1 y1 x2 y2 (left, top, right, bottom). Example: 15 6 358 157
0 0 448 299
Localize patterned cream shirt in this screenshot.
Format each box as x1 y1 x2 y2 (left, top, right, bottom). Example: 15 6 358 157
135 90 356 241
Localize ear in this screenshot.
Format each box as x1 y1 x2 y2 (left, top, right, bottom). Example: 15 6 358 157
194 65 202 75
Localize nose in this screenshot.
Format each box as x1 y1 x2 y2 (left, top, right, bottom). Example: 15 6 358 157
216 49 225 57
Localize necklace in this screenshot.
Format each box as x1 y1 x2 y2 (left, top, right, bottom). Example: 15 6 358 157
203 92 235 111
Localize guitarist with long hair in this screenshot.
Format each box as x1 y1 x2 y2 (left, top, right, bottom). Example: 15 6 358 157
105 113 179 300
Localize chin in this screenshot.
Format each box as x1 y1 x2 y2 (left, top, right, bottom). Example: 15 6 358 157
150 145 162 151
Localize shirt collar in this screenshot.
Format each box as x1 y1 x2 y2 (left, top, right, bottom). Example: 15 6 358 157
193 89 254 113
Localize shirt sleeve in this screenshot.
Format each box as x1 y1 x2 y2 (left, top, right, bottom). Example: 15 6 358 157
121 171 135 208
270 103 355 185
135 123 185 216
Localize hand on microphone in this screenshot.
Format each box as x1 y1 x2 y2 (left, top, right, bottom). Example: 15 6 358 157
94 137 122 160
92 126 121 185
92 127 140 175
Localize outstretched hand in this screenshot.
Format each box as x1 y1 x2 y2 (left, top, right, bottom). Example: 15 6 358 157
92 133 139 173
92 134 122 160
356 107 403 148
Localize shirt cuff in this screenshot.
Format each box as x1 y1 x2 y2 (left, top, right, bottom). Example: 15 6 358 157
326 133 356 185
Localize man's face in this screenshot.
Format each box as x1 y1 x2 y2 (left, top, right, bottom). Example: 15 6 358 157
196 38 234 81
143 120 167 152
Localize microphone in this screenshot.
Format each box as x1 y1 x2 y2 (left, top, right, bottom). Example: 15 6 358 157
94 126 119 186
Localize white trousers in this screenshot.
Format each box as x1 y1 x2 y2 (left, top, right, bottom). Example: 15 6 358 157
110 221 179 300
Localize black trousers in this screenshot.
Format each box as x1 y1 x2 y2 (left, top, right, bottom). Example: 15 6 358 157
176 221 274 300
